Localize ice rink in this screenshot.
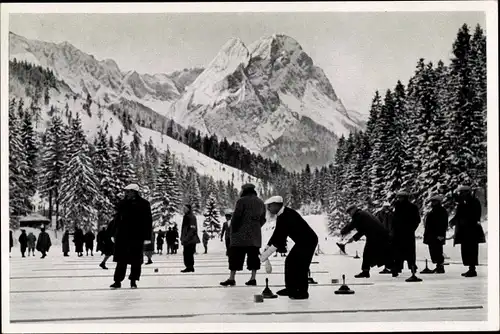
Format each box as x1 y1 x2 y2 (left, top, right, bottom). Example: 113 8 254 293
8 239 488 324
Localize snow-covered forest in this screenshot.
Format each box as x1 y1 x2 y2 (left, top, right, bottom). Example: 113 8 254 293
8 23 487 235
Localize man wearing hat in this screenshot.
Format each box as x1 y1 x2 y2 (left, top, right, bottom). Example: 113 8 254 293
220 209 233 256
391 190 421 277
341 205 391 278
449 186 485 277
261 196 318 299
108 183 153 289
423 195 449 274
220 183 266 287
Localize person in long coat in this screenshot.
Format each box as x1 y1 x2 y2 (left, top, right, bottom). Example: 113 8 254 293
144 230 154 265
165 227 173 254
423 195 449 274
220 211 232 256
73 228 84 257
108 184 153 289
180 204 200 272
202 230 210 254
391 191 421 277
172 226 179 254
99 222 115 270
19 230 28 257
96 227 106 255
27 232 36 256
220 183 266 287
62 230 70 256
375 202 394 274
449 186 485 277
262 196 318 300
340 205 391 278
36 226 52 259
156 231 164 255
84 230 95 256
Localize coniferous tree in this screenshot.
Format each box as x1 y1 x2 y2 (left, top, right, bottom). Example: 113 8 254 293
186 170 202 214
113 130 137 194
39 115 68 223
59 116 100 231
20 110 38 204
203 192 221 238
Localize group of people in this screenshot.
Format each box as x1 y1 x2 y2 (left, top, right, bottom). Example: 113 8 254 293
155 227 180 255
12 227 52 258
338 185 486 279
61 228 96 257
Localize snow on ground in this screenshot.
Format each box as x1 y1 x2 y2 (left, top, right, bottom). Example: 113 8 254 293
8 214 488 325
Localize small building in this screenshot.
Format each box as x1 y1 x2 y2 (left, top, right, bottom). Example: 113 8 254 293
19 214 51 229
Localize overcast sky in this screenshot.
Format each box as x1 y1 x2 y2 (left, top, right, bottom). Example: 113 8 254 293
9 12 485 114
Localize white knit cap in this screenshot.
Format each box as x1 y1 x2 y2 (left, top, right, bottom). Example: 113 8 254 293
124 183 140 191
264 196 284 205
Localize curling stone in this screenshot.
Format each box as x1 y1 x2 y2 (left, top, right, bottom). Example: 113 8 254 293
254 294 264 303
420 259 434 274
334 275 355 295
406 267 423 282
261 278 278 299
154 268 159 273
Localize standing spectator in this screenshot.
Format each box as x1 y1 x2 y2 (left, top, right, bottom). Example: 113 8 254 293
165 227 173 254
220 183 266 287
375 202 394 274
10 230 14 256
172 225 179 254
27 232 36 256
36 226 52 259
99 221 115 270
340 205 391 278
156 231 164 255
220 210 232 256
180 204 200 272
19 230 28 257
62 230 70 257
202 230 210 254
422 195 448 274
108 184 153 289
84 229 95 256
392 191 421 277
261 196 318 299
96 227 106 256
73 228 84 257
449 186 486 277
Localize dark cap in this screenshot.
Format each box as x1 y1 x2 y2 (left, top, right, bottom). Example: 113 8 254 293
241 183 256 190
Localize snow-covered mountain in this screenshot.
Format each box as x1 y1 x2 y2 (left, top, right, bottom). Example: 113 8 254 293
169 34 364 170
8 60 264 194
9 31 366 171
9 32 203 117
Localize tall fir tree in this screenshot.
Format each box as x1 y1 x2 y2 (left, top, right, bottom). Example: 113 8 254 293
185 170 202 214
203 192 221 238
113 130 137 195
19 110 38 205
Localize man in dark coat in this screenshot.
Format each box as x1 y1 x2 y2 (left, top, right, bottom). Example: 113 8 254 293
220 184 266 287
449 186 485 277
262 196 318 300
375 202 394 274
73 228 84 257
423 195 449 274
172 225 179 254
62 230 70 256
220 210 232 256
108 184 153 289
84 230 95 256
341 205 391 278
180 204 200 272
19 230 28 257
156 231 164 255
391 191 421 277
27 232 36 256
36 226 52 259
96 227 106 255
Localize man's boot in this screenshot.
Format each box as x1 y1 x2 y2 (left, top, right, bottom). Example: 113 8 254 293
434 264 445 274
354 270 370 278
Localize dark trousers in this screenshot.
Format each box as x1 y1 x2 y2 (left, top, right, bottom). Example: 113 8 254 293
113 262 142 282
21 246 27 257
428 243 444 265
183 244 196 269
284 244 316 294
203 243 208 253
225 238 230 256
166 243 172 254
461 242 479 267
228 246 261 271
393 237 417 272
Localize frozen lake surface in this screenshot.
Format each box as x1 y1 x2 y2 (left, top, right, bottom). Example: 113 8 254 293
8 238 488 324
